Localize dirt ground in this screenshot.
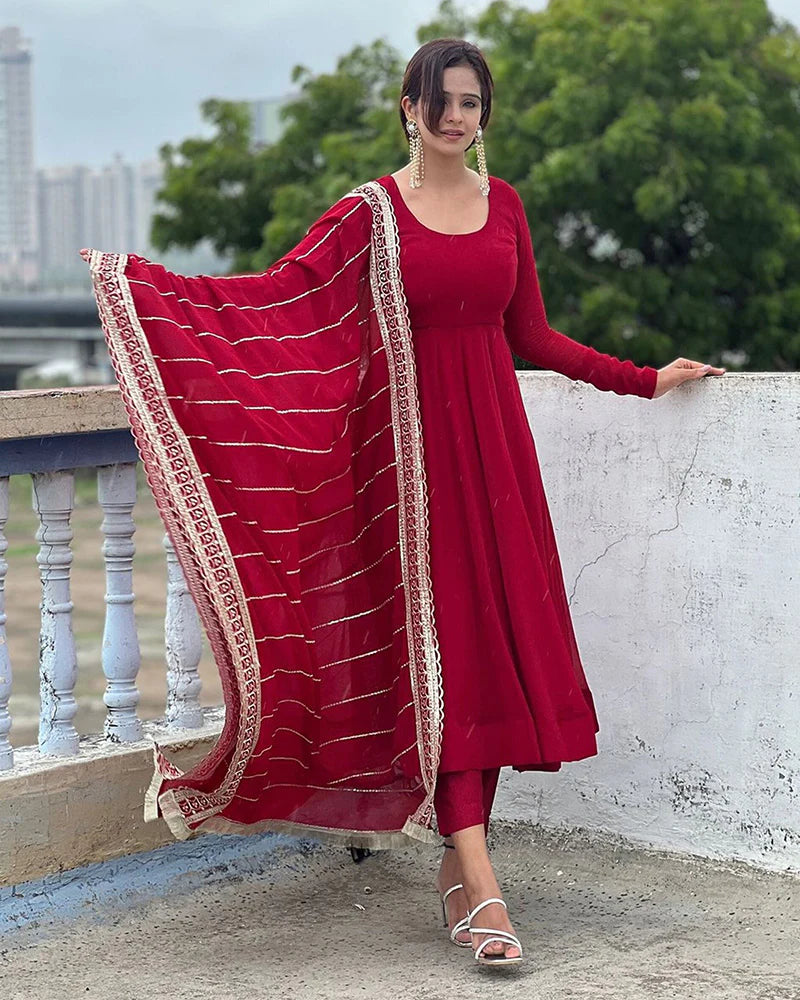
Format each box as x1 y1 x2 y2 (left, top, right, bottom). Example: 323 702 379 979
3 465 222 749
1 824 798 1000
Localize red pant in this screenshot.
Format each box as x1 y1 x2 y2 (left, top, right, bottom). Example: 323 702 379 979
433 767 501 837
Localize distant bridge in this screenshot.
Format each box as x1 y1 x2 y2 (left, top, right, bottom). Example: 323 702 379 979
0 297 108 389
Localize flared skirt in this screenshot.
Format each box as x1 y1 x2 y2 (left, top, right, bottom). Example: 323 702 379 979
413 322 600 774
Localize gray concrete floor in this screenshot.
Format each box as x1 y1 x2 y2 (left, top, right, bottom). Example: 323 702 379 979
1 823 798 1000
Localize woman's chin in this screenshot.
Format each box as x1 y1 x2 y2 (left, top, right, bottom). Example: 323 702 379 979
433 138 467 155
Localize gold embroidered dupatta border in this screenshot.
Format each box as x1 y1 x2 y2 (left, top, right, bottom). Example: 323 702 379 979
86 178 444 850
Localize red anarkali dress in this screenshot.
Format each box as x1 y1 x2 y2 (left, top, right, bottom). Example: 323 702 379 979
380 174 657 775
86 172 656 847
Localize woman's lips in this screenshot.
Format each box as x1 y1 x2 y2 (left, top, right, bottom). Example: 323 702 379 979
441 131 464 140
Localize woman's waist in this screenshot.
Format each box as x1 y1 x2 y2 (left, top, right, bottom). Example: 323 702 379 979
411 320 505 333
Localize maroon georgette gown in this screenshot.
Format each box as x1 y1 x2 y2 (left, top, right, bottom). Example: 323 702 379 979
379 174 657 776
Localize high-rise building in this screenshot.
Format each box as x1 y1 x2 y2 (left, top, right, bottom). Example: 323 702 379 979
134 158 165 251
36 164 91 286
37 156 228 289
86 154 136 252
248 94 295 148
37 157 139 288
0 26 38 288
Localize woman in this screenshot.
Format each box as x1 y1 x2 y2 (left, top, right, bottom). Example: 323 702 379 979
84 38 724 968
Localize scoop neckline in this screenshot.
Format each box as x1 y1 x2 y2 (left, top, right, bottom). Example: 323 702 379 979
384 173 492 237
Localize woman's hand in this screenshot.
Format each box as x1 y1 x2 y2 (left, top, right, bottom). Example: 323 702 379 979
652 358 726 398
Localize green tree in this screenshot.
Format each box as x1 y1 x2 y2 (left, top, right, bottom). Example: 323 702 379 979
151 40 406 274
152 99 266 273
476 0 800 370
151 0 800 370
251 39 406 270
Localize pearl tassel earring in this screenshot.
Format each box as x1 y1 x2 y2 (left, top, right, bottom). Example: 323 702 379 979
475 125 489 196
406 119 424 189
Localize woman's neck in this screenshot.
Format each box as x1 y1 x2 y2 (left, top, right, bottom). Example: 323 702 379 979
404 151 474 192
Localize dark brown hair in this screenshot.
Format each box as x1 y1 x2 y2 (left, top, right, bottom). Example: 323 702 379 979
398 38 493 151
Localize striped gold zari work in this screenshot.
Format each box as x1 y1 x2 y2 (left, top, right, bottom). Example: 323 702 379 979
85 179 443 850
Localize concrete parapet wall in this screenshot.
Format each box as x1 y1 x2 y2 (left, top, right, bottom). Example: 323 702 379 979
0 385 127 440
1 374 797 883
495 372 799 872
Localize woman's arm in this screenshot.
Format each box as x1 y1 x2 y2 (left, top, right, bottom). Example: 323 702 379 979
82 191 373 309
501 189 659 399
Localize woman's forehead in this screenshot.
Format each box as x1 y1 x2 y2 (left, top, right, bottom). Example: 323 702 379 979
443 65 480 83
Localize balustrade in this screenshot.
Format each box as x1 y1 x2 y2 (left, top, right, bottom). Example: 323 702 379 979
0 387 210 772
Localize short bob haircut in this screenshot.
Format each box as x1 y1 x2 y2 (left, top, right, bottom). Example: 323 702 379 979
398 38 494 152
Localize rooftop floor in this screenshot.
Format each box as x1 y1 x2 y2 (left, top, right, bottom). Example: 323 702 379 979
2 824 797 1000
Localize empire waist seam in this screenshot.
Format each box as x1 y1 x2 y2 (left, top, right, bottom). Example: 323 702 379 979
412 321 505 332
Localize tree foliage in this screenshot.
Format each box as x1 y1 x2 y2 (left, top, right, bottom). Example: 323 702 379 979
151 0 800 370
152 40 406 274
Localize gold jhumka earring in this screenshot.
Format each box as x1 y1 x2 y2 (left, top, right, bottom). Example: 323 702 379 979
475 125 489 197
405 118 489 195
406 118 424 188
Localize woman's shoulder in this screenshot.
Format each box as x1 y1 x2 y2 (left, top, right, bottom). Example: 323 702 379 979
315 183 376 223
296 186 374 252
486 176 526 238
487 173 514 192
488 174 523 206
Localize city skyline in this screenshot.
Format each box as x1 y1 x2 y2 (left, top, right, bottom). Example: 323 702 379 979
3 1 800 289
0 27 37 287
4 0 476 171
0 22 292 290
12 0 800 172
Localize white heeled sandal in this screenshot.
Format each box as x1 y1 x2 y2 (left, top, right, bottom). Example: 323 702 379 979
467 897 524 966
439 883 472 947
438 841 471 947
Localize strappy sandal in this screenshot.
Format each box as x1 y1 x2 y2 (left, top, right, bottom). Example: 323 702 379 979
438 842 471 947
439 883 472 946
467 896 524 966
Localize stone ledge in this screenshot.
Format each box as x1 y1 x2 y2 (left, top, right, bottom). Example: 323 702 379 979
0 708 224 886
0 385 127 441
1 374 796 444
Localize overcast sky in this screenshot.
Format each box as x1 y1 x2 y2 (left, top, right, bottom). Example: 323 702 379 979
5 0 799 170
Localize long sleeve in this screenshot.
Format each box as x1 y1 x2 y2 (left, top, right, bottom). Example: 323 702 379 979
502 190 658 399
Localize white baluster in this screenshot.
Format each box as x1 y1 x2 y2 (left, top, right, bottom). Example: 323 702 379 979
0 477 13 770
98 463 143 743
32 470 79 755
163 532 203 728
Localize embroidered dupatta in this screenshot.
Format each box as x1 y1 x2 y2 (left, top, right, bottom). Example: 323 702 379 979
86 180 444 849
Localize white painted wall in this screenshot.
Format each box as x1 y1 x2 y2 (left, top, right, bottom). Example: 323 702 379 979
495 372 800 872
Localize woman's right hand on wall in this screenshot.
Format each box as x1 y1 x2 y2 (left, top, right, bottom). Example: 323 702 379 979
652 358 727 398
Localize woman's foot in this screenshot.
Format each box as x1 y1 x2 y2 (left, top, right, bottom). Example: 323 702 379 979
449 824 522 961
435 839 472 945
464 884 521 960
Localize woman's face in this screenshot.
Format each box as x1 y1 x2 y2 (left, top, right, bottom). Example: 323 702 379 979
404 64 484 156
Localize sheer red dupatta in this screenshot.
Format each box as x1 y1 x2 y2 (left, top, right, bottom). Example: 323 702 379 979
85 180 443 848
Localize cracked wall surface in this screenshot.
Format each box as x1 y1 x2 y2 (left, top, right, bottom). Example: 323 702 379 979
494 372 800 872
1 374 797 883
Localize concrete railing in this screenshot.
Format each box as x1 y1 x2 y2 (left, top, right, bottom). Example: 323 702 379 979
0 387 225 884
0 375 797 883
0 387 208 769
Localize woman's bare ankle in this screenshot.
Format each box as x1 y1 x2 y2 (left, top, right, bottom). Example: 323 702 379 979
446 827 498 902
